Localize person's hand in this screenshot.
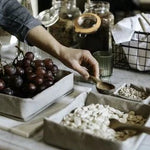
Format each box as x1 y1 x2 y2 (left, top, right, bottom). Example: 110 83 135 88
27 26 99 79
59 46 99 79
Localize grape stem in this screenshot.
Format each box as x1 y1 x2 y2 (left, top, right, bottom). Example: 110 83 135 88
13 46 25 65
15 45 25 55
0 42 5 75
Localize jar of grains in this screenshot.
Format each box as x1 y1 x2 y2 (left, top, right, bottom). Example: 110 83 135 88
75 1 114 53
49 0 81 47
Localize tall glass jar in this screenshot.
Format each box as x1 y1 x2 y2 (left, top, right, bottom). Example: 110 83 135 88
19 0 42 59
77 1 114 53
47 0 81 47
21 0 33 15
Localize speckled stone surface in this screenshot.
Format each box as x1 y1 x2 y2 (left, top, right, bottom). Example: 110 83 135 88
0 41 149 150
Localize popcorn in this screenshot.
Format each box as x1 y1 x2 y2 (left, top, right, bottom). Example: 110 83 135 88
61 104 146 141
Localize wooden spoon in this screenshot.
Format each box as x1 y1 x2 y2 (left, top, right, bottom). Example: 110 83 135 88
109 118 150 134
90 75 115 94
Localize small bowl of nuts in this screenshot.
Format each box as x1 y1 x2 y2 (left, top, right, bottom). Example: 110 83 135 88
113 83 150 104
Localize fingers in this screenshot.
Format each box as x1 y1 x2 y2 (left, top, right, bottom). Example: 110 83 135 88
59 48 99 79
71 54 99 79
88 54 99 78
72 62 90 79
82 50 99 78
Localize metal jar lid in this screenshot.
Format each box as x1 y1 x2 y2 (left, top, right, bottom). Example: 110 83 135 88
74 13 101 34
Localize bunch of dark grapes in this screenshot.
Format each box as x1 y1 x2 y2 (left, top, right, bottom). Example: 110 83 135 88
0 51 59 98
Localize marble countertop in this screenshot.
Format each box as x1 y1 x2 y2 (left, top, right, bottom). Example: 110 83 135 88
140 0 150 4
0 46 149 150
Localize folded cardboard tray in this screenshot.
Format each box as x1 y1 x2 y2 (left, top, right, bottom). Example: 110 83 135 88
0 70 74 121
113 83 150 104
44 92 150 150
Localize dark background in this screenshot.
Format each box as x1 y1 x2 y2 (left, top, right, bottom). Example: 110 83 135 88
38 0 52 12
38 0 149 23
38 0 139 13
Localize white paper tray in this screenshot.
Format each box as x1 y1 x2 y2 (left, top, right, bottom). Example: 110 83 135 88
44 92 150 150
113 83 150 104
0 70 74 121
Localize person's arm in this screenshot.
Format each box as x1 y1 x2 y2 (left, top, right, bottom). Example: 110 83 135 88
0 0 41 42
26 25 99 79
0 0 99 79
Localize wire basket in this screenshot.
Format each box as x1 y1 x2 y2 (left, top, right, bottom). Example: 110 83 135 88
113 31 150 73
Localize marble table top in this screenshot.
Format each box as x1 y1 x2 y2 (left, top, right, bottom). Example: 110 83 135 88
0 42 149 150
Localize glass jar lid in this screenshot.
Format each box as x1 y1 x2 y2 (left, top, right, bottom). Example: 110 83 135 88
37 7 59 27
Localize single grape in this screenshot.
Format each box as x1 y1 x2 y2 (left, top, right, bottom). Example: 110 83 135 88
27 73 36 81
34 76 43 85
24 52 34 61
0 79 5 91
12 75 23 88
32 60 44 68
21 83 37 97
2 87 14 95
16 66 24 75
51 64 58 75
4 64 16 75
44 70 53 78
43 58 53 70
23 58 31 67
25 66 33 74
35 66 46 76
46 75 54 82
28 83 37 93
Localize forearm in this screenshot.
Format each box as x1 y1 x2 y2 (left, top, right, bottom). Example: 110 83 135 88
0 0 99 78
27 25 99 78
26 25 65 60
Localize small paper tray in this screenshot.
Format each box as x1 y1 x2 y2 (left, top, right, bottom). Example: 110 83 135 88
113 83 150 104
0 70 74 121
44 92 150 150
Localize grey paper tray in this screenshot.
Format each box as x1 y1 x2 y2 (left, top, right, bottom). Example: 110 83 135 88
113 83 150 104
44 92 150 150
0 70 74 121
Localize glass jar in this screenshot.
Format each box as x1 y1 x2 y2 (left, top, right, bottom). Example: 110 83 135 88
46 0 81 47
20 0 43 59
21 0 33 15
77 1 114 53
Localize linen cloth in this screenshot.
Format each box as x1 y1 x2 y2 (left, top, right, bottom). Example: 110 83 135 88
112 14 150 71
0 85 91 138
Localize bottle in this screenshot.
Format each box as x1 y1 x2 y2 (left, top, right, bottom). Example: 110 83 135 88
21 0 33 15
77 1 114 53
20 0 42 59
47 0 81 47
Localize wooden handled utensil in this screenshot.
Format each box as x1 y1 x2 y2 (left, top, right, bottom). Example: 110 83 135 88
109 118 150 134
89 75 115 94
